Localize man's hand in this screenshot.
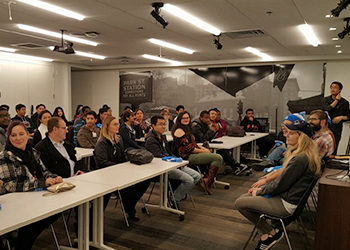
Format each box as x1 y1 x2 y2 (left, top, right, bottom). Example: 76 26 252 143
248 187 261 196
209 123 218 132
332 116 344 124
45 178 56 187
54 176 63 184
251 179 267 188
336 93 342 100
74 170 85 176
248 117 254 121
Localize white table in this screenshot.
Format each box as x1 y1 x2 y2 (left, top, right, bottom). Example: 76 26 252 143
208 133 269 161
0 178 111 250
70 158 188 250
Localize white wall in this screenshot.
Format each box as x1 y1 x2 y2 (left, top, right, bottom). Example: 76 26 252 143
71 70 120 119
0 59 70 118
325 61 350 154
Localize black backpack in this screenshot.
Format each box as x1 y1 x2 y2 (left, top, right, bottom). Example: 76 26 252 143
126 149 154 165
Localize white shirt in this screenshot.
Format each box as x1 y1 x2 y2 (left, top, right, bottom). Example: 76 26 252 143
49 137 75 177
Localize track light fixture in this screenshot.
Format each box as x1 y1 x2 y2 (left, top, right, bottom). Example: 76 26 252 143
331 0 350 17
338 18 350 39
213 35 223 50
150 2 168 29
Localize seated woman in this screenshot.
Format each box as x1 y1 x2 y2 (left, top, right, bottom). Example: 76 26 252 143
53 106 71 125
160 108 174 132
33 110 52 146
94 116 150 221
172 111 223 194
133 109 150 139
0 121 63 250
235 120 321 250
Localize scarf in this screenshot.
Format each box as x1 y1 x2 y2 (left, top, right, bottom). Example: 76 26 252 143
5 142 44 179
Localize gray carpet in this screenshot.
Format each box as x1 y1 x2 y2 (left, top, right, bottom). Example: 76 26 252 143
32 170 314 250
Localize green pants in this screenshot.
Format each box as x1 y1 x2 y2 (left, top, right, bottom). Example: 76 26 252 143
188 153 223 167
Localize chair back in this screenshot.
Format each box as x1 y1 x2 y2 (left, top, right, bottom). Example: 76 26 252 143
291 177 320 220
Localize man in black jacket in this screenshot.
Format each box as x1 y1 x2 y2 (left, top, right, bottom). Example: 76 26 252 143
322 81 350 154
36 117 86 178
241 109 274 158
192 110 248 175
145 115 200 208
35 117 88 238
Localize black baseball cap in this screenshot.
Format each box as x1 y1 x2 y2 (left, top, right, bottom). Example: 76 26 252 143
285 120 314 138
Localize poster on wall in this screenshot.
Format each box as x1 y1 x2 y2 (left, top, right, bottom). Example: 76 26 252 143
119 71 153 104
119 63 325 133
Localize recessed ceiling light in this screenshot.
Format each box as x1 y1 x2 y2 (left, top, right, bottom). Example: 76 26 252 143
163 4 221 35
0 51 52 62
332 37 339 40
142 54 181 66
149 38 194 54
17 0 85 20
245 47 272 61
338 50 342 53
325 14 332 18
329 27 337 31
336 45 341 47
0 46 16 53
18 24 98 46
298 24 320 47
48 46 105 60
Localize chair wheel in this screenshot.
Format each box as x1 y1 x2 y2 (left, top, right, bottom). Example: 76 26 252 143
179 215 185 221
224 185 230 190
141 207 147 213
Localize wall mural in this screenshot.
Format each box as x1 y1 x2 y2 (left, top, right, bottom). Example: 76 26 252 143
119 62 325 133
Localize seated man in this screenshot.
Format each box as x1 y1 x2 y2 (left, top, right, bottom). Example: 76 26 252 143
241 108 275 158
12 104 35 137
252 112 305 170
252 110 335 188
0 107 11 152
73 106 91 146
210 108 227 138
145 115 200 209
119 110 144 151
77 111 100 149
31 104 46 129
192 110 248 175
36 117 88 237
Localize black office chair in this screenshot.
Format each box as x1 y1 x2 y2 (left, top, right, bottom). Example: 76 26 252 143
242 177 320 250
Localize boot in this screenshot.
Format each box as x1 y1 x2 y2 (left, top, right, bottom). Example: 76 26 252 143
205 166 219 195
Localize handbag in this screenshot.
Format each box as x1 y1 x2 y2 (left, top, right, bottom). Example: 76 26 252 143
43 182 76 196
126 149 154 165
227 126 246 137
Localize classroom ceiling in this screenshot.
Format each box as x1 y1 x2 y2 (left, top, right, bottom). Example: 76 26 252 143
0 0 349 68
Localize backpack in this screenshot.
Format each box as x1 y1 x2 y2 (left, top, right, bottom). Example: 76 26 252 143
227 126 246 137
126 149 154 165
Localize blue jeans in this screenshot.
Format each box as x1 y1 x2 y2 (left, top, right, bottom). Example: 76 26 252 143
267 146 287 165
168 166 201 202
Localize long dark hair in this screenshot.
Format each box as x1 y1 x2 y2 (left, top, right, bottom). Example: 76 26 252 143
37 110 52 125
171 111 193 138
74 105 83 119
53 107 68 123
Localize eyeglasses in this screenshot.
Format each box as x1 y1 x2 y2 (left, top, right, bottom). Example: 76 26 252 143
0 114 10 118
58 126 68 130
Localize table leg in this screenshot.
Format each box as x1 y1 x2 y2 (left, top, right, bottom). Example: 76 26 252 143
60 202 90 250
89 197 117 250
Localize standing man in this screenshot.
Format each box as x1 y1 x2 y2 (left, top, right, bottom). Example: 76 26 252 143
322 81 350 154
